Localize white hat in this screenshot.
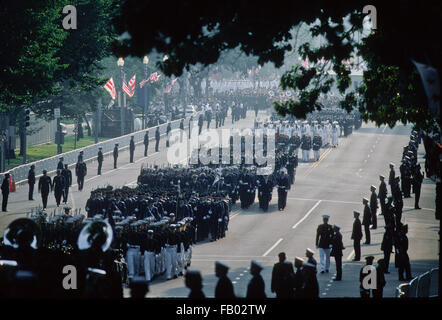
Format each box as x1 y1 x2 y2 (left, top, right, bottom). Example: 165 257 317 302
306 248 315 255
389 162 395 167
363 197 369 202
333 224 340 229
353 210 360 216
371 185 376 190
251 260 263 271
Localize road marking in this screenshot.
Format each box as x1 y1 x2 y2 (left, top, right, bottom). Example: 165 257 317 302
292 200 322 229
347 250 355 261
382 124 387 133
262 238 283 257
229 209 242 219
304 147 332 177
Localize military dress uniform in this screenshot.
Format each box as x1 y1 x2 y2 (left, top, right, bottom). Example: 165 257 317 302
61 166 72 203
38 173 53 209
315 217 333 273
362 199 372 244
129 136 135 163
97 148 104 175
312 134 322 161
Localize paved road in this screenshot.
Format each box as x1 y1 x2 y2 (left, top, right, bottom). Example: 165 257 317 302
0 111 438 298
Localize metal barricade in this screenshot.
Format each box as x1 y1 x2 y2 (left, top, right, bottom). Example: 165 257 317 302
417 271 431 297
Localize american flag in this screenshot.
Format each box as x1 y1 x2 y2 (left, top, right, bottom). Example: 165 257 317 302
148 72 160 82
103 78 117 100
123 74 136 98
301 59 309 69
164 78 177 94
139 78 149 88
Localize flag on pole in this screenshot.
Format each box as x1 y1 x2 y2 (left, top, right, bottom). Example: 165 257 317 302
139 78 149 88
164 78 177 93
148 72 160 82
123 74 136 98
103 78 117 100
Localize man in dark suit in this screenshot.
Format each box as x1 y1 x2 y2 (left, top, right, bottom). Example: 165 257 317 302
214 261 235 299
61 164 72 204
97 147 104 175
331 224 344 281
53 169 65 207
271 252 294 298
362 198 371 244
1 173 10 212
57 157 64 171
246 260 266 299
28 165 36 200
129 136 135 163
38 170 52 209
75 159 87 191
113 143 119 168
351 210 363 261
143 131 149 156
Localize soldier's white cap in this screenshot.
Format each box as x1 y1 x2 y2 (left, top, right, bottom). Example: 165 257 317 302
147 229 154 233
389 162 395 167
371 185 376 190
363 197 369 202
215 261 229 272
379 175 385 179
322 214 330 219
333 224 340 229
295 257 304 263
306 248 315 255
353 210 360 216
250 260 263 271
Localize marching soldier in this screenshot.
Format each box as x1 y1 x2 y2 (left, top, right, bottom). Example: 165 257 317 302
38 170 53 209
143 131 149 156
75 159 87 191
97 147 104 175
1 173 10 212
370 185 378 229
271 252 294 298
61 164 72 204
246 260 266 299
351 211 363 261
378 175 387 215
257 173 273 212
315 215 333 273
362 198 371 244
301 134 311 162
28 165 36 200
53 169 65 207
330 224 344 281
113 143 119 169
129 136 135 163
214 261 235 299
276 168 290 211
312 133 322 161
155 127 160 152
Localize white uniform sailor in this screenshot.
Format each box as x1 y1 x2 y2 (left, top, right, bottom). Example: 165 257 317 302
331 121 339 147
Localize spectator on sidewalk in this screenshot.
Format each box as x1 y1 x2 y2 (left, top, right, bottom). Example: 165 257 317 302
271 252 294 298
28 165 36 201
1 173 10 212
61 164 72 204
38 170 52 209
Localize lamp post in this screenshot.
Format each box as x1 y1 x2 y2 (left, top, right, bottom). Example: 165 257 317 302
117 57 125 136
143 55 149 129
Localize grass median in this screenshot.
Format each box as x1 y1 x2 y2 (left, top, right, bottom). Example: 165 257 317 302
6 135 109 170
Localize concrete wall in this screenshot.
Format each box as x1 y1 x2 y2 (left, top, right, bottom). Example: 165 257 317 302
5 113 200 185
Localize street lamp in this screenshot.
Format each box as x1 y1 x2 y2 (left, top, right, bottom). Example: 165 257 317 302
142 56 149 129
117 57 125 136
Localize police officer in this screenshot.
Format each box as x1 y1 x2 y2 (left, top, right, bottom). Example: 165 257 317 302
75 159 87 191
38 170 53 209
214 261 235 299
1 173 10 212
155 127 160 152
330 224 344 281
362 198 371 244
61 164 72 204
143 131 149 156
246 260 266 299
28 165 36 200
97 147 104 175
113 143 119 168
129 136 135 163
53 169 65 207
351 211 363 261
370 185 378 229
315 215 333 273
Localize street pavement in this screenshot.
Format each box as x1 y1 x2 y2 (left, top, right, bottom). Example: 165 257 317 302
0 110 438 298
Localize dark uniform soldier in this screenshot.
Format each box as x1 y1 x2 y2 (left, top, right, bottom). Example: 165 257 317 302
257 173 273 212
57 157 64 171
370 185 378 229
113 143 119 168
155 127 160 152
276 168 290 211
185 270 205 299
351 210 363 261
388 163 395 186
75 159 87 191
395 224 412 281
97 147 104 175
271 252 294 298
28 165 36 200
378 175 387 215
143 131 149 156
1 173 10 212
61 164 72 204
246 260 266 299
381 225 394 273
198 113 204 135
166 123 171 148
412 164 424 209
129 136 135 163
53 169 65 207
316 215 333 273
330 224 344 281
293 257 305 298
362 198 371 244
214 261 235 299
38 170 53 209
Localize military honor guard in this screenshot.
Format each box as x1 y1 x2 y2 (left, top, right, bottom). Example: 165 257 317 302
351 210 363 261
28 165 36 200
97 147 104 175
276 168 290 211
370 185 378 229
113 143 119 168
129 136 135 163
214 261 235 299
75 159 87 191
61 164 72 204
38 170 53 209
143 131 149 156
246 260 266 299
378 175 387 215
315 215 333 273
330 224 344 281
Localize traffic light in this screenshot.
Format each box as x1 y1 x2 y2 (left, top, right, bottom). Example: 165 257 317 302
24 108 30 127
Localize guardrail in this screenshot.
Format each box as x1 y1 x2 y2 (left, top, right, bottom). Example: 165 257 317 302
3 112 202 186
396 267 439 298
